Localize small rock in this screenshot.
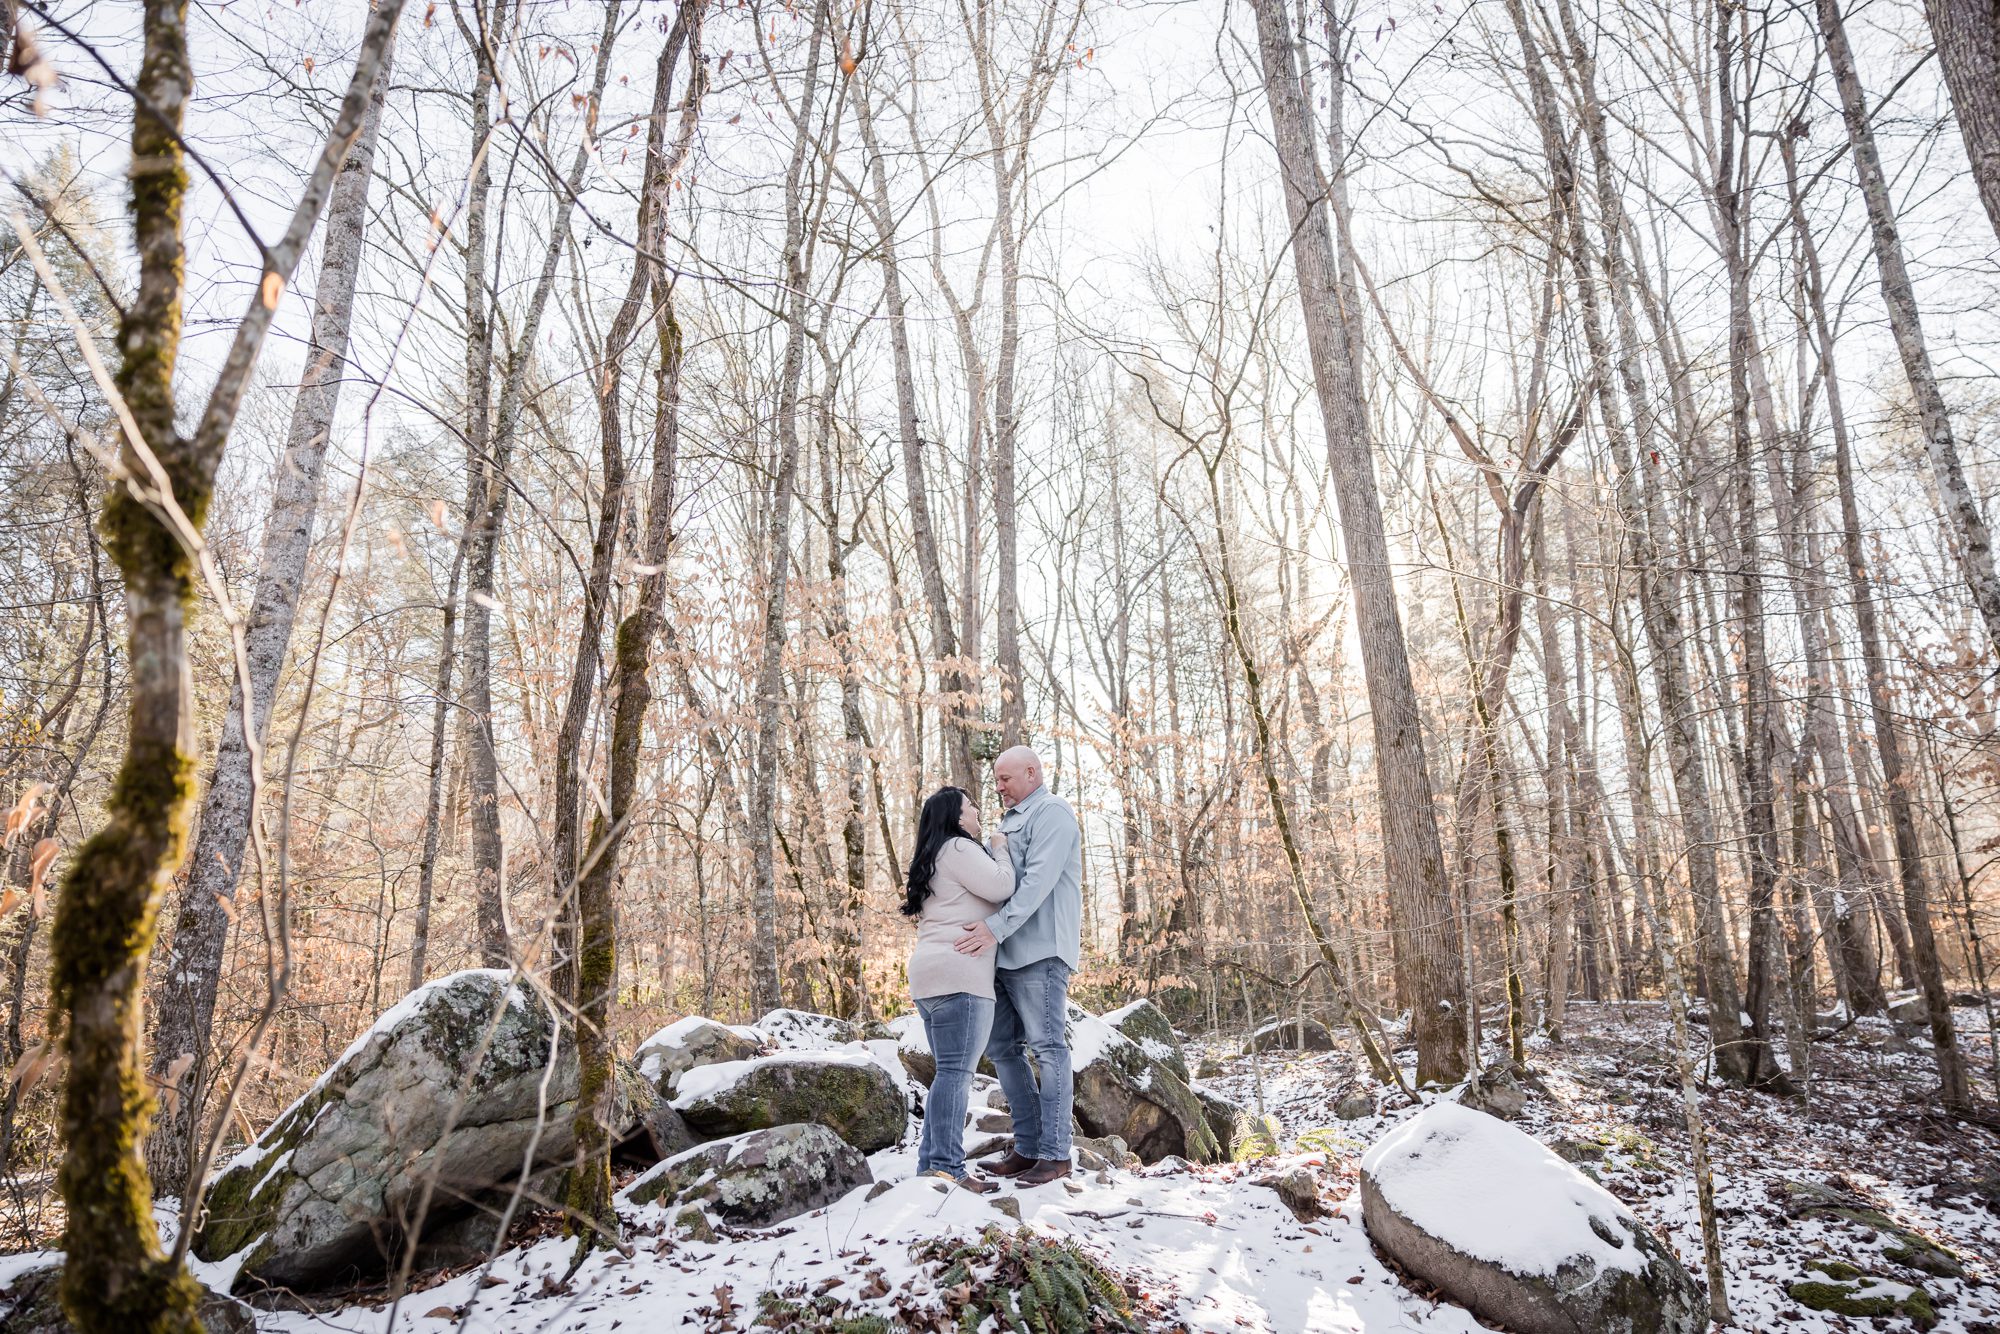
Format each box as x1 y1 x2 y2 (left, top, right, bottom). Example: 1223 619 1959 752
1334 1089 1375 1121
675 1206 717 1242
991 1195 1022 1220
864 1181 895 1202
1270 1166 1320 1221
1242 1016 1337 1054
1074 1133 1135 1170
972 1108 1013 1134
1456 1061 1530 1121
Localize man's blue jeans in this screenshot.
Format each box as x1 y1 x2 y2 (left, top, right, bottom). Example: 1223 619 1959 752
987 958 1073 1160
915 992 994 1176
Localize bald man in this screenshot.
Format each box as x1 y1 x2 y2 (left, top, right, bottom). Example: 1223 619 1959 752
954 745 1082 1186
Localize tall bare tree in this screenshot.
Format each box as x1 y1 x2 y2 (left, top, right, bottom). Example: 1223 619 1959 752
1251 0 1469 1085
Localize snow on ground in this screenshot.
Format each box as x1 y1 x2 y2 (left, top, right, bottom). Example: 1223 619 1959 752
199 1135 1486 1334
7 1000 1996 1330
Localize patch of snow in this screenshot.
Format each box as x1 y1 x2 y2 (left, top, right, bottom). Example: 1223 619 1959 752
251 1148 295 1199
1361 1100 1647 1278
0 1249 59 1289
1067 1006 1133 1068
635 1014 718 1052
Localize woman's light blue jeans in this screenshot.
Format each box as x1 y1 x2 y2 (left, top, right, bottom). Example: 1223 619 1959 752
915 991 995 1176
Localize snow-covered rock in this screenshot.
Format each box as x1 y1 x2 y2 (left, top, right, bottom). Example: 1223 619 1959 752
193 969 632 1292
1242 1015 1337 1053
620 1123 871 1227
1359 1101 1702 1334
1103 998 1191 1081
670 1050 906 1153
1069 1004 1222 1164
754 1007 860 1049
632 1015 765 1095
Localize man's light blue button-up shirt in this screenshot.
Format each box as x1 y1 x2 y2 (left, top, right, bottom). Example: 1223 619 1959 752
983 783 1083 972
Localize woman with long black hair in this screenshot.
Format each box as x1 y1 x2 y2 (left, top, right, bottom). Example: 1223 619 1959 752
902 785 1015 1191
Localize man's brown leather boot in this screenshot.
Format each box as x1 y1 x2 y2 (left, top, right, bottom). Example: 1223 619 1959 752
979 1148 1037 1178
1017 1158 1073 1186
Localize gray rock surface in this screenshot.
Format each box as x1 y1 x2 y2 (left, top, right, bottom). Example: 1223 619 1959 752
1069 1004 1221 1164
1103 998 1191 1081
193 970 621 1292
670 1050 906 1153
620 1123 870 1227
1242 1016 1337 1054
633 1016 766 1095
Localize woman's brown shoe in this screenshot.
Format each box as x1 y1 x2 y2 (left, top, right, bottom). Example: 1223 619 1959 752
1017 1158 1074 1187
979 1148 1037 1177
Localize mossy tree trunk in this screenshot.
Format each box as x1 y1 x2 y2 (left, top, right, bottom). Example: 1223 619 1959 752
48 4 404 1327
565 1 705 1251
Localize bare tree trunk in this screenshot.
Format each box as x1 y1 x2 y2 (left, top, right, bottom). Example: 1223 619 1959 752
1714 5 1793 1091
550 10 682 1003
1926 0 2000 245
47 3 402 1325
748 0 830 1016
563 7 705 1251
462 0 620 967
1818 0 1972 1109
1252 0 1468 1085
1542 0 1759 1083
147 24 396 1198
848 69 975 791
1820 0 2000 660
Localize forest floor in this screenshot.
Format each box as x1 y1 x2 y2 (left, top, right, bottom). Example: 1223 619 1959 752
15 999 2000 1332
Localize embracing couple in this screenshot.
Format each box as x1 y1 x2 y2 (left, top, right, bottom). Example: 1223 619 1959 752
900 746 1082 1193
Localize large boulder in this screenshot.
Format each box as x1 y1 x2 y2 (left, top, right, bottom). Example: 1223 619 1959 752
1069 1004 1222 1165
619 1123 871 1227
193 969 629 1292
1243 1015 1337 1054
1102 999 1191 1082
1361 1102 1703 1334
885 1011 995 1087
633 1016 766 1096
671 1050 906 1153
